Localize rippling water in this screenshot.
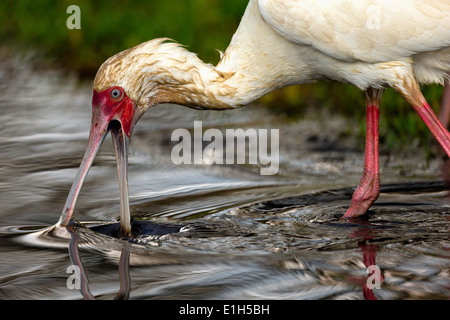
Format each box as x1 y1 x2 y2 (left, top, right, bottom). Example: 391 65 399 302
0 54 448 300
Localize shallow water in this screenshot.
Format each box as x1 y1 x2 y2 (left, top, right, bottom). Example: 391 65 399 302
0 55 448 300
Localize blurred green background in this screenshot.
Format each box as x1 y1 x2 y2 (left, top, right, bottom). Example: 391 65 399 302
0 0 445 154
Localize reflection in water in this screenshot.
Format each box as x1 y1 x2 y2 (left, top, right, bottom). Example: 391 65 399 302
64 219 385 300
16 178 445 300
66 219 183 300
359 239 383 300
116 244 131 300
345 223 385 300
67 223 132 300
67 224 95 300
0 55 449 300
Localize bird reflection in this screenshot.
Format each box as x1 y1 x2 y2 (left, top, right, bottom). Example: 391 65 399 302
66 223 131 300
344 218 385 300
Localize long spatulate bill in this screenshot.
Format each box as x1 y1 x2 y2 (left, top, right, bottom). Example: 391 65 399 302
58 106 110 228
111 122 132 237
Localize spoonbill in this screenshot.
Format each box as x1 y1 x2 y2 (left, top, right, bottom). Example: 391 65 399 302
58 0 450 237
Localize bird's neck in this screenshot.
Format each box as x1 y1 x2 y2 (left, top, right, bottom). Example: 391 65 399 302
141 51 269 111
145 48 277 111
148 0 314 111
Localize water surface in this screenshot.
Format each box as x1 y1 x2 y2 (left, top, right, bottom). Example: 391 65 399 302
0 55 448 300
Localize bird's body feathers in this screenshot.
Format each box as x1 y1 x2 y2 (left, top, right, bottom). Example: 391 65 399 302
61 0 450 231
93 0 450 111
259 0 450 63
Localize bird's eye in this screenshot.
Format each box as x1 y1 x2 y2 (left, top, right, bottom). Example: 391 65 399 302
110 88 124 101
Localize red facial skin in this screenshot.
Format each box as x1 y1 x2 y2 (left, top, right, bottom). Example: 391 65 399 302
58 86 136 228
92 86 135 138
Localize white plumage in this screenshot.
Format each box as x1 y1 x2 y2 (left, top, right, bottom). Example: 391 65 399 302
220 0 450 93
260 0 450 62
59 0 450 235
92 0 450 109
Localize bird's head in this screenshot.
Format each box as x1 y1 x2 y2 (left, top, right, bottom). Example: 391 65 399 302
91 38 183 137
59 38 201 235
59 38 232 235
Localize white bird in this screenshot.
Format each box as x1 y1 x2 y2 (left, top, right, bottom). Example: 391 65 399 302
58 0 450 237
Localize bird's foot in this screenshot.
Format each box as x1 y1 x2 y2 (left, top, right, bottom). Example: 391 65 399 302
342 179 379 219
342 201 372 219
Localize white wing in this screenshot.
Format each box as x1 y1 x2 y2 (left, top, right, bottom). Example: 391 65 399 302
258 0 450 63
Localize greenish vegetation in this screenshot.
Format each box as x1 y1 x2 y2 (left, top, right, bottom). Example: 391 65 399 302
0 0 247 74
0 0 445 153
262 82 444 155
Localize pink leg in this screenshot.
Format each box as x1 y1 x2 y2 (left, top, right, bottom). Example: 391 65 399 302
438 77 450 128
438 78 450 182
413 99 450 157
397 77 450 157
343 88 383 218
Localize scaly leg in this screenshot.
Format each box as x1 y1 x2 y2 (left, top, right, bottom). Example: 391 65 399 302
438 77 450 128
397 78 450 157
438 77 450 182
343 88 383 218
